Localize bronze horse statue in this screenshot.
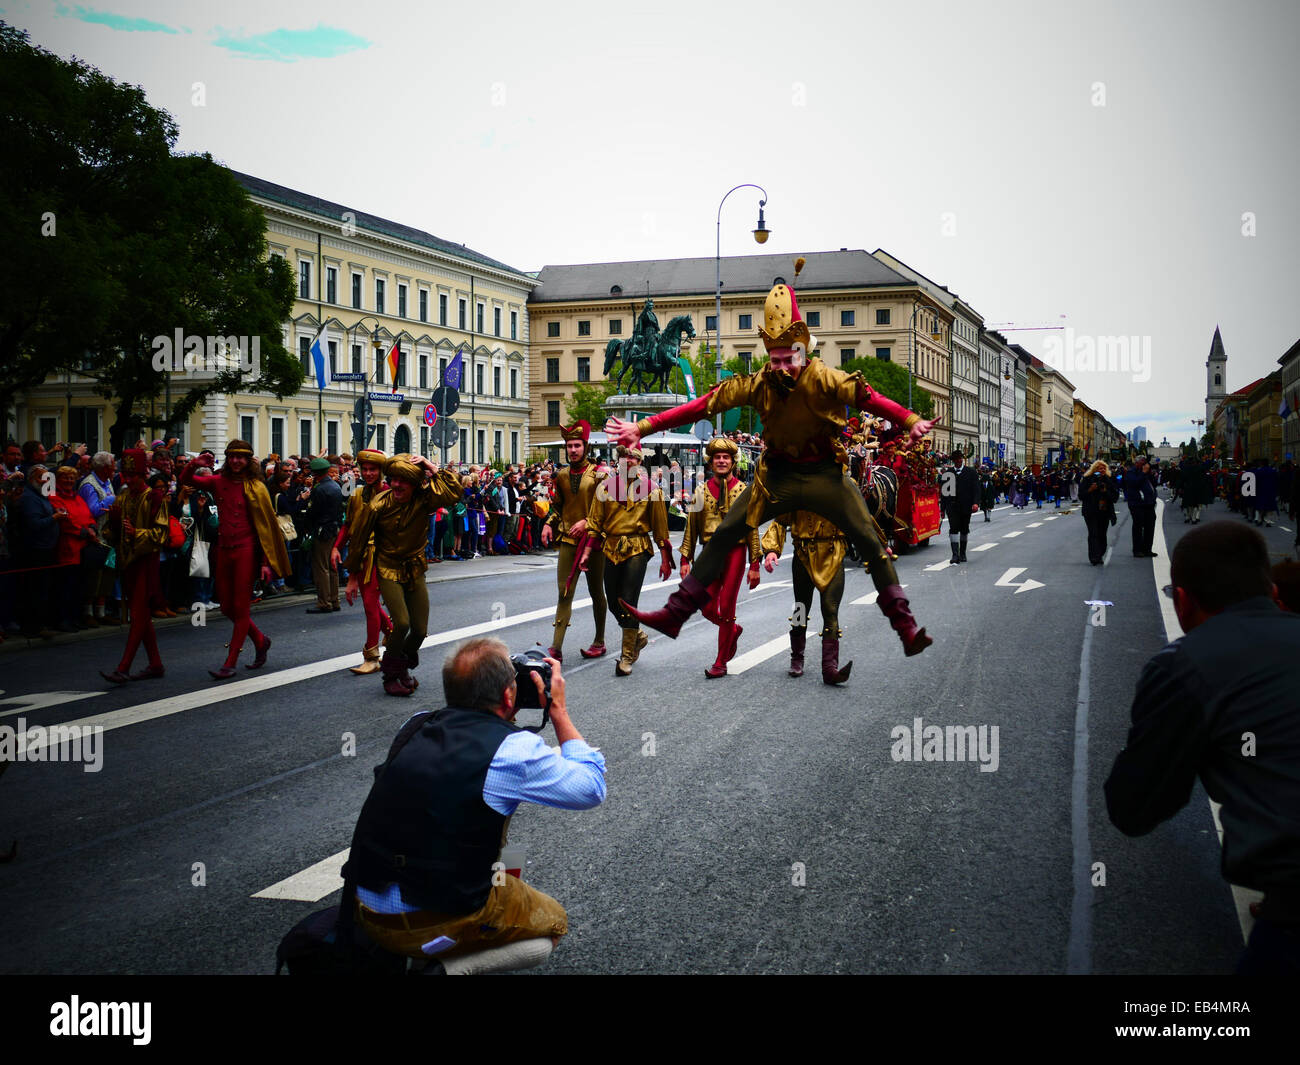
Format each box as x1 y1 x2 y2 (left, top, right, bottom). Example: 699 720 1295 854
603 315 696 394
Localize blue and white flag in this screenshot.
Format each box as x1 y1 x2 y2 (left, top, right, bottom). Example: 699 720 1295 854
309 327 329 391
443 349 464 390
1280 391 1292 420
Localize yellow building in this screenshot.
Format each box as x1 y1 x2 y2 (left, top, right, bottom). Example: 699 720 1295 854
12 172 536 466
527 250 953 453
1025 364 1043 465
1246 372 1283 462
1073 399 1095 461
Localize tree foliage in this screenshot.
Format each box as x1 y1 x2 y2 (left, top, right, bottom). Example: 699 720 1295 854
565 379 618 428
840 356 936 420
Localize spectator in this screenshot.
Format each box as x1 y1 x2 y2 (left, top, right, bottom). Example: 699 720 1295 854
11 464 59 638
50 463 98 631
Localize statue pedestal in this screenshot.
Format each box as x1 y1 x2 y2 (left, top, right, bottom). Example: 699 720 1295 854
604 393 689 424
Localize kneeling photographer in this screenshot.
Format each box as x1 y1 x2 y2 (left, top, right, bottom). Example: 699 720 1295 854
345 637 605 974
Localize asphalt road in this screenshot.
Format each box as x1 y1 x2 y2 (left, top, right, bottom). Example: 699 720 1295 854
0 491 1292 974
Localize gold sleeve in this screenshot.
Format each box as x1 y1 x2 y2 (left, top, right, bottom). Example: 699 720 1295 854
428 469 465 510
679 491 700 560
651 490 671 550
748 523 762 565
760 516 788 557
348 491 380 562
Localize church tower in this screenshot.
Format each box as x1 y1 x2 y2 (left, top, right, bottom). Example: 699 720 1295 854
1205 326 1227 428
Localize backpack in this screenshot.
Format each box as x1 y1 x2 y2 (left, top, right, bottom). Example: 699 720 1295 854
275 711 435 976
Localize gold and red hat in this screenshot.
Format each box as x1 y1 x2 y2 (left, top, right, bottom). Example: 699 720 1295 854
121 448 148 477
705 437 738 459
561 421 591 445
225 439 254 457
385 454 423 484
357 448 387 467
759 256 816 354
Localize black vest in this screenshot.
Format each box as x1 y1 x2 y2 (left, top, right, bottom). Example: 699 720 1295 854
346 707 518 914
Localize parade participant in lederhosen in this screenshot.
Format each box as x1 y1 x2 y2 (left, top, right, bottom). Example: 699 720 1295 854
330 448 394 675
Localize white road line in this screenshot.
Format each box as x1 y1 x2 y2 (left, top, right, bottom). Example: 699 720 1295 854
924 560 952 571
848 583 906 607
253 848 349 901
1044 516 1059 521
1003 531 1023 538
972 543 998 552
0 690 105 720
1027 522 1043 528
729 635 793 675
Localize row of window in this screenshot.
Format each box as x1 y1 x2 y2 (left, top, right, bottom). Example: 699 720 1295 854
237 412 521 465
296 261 519 339
542 308 922 340
297 337 521 396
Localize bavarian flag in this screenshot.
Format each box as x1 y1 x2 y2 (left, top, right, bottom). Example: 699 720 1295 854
309 326 329 390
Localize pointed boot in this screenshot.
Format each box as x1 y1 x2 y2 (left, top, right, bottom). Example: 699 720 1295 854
877 584 932 657
620 574 711 639
350 644 381 675
821 635 852 685
788 627 806 677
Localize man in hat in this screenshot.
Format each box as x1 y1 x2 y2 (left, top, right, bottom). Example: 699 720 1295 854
761 509 852 683
347 454 463 696
941 450 980 564
331 448 392 674
540 421 609 661
305 456 344 613
680 437 761 678
180 440 291 678
606 258 938 656
578 445 673 677
101 449 169 683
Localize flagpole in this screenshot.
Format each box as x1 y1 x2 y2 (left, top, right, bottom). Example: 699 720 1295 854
470 275 476 465
317 232 324 453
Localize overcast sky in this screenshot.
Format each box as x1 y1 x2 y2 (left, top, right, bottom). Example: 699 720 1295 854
11 0 1299 449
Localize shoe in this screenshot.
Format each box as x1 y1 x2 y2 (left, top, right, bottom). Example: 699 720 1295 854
381 651 412 696
546 646 563 663
877 584 931 657
1145 551 1158 557
208 665 237 680
350 645 381 675
100 669 130 685
705 621 741 679
331 604 342 611
615 628 638 677
578 642 607 659
246 635 272 670
305 607 333 614
129 664 166 681
621 574 712 639
788 627 806 677
821 635 852 685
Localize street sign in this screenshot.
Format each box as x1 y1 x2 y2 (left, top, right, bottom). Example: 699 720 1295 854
331 372 366 382
368 391 404 404
423 404 438 428
693 419 713 441
431 386 460 417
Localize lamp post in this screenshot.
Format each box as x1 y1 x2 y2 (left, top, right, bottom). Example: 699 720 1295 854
348 315 386 454
715 184 769 435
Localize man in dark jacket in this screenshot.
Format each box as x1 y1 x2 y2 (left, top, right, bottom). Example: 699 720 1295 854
941 451 980 563
305 457 344 613
1105 521 1300 974
12 464 60 637
1122 459 1158 557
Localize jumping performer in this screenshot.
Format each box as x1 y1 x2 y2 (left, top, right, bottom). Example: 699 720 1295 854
680 437 761 678
181 440 291 679
331 448 394 675
606 259 937 656
540 421 608 661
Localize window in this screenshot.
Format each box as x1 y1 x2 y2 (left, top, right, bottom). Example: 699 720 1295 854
327 340 337 378
738 314 752 330
1214 373 1221 386
493 366 501 396
459 428 467 460
352 273 362 309
546 400 561 425
351 343 362 374
327 420 339 455
419 354 429 389
375 279 385 314
439 293 448 325
577 320 591 336
375 424 386 451
841 310 855 326
375 348 384 385
547 322 560 338
546 358 560 383
806 311 820 328
398 284 407 318
299 420 312 456
477 429 485 463
510 431 518 464
476 364 484 394
705 315 717 331
38 416 57 449
240 415 255 444
396 348 408 388
876 309 891 325
477 303 485 333
738 351 753 371
510 310 518 340
494 430 502 458
326 267 337 304
439 357 447 383
299 261 311 299
494 308 502 336
839 348 856 365
299 336 311 375
420 425 429 458
458 299 467 330
577 356 590 382
419 289 428 322
609 319 622 335
876 347 892 361
510 367 518 398
271 417 285 457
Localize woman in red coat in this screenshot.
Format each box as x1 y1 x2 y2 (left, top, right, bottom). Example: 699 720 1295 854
51 464 97 631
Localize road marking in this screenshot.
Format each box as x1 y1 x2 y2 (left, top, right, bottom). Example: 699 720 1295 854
1003 531 1023 538
1044 516 1059 521
730 635 793 675
994 567 1044 594
253 848 349 901
0 690 105 720
848 583 906 607
1027 522 1043 528
972 543 998 552
759 580 793 589
924 560 952 571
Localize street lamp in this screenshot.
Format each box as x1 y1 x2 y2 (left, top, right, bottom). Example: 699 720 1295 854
715 184 769 435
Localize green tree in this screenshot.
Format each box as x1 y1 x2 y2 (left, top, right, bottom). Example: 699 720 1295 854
0 23 301 452
565 379 618 427
840 356 935 420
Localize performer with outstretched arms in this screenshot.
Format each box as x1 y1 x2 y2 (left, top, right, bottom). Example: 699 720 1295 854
578 445 673 677
761 510 852 684
540 421 608 661
331 448 393 675
680 437 761 678
181 440 291 679
347 454 463 696
606 260 938 656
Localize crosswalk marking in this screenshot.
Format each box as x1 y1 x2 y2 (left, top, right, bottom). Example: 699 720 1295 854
848 583 906 607
253 848 349 901
730 635 794 674
1027 522 1043 528
1003 531 1023 538
972 543 998 552
924 560 952 571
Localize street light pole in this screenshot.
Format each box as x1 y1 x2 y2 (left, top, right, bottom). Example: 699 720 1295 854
715 184 769 435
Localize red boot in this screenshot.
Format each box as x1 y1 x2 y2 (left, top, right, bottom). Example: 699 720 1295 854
788 627 806 677
621 575 712 639
820 634 852 685
877 584 932 656
381 651 411 696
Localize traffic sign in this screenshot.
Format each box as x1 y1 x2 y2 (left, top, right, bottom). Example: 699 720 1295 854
693 420 713 441
434 416 459 451
423 404 438 428
432 386 460 417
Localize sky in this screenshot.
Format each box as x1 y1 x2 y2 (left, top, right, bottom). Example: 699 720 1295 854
8 0 1299 449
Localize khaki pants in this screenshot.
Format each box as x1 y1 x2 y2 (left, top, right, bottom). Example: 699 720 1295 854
553 540 606 651
378 575 429 661
356 875 567 960
311 536 339 608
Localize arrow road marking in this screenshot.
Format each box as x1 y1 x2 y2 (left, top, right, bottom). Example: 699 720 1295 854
849 583 907 607
0 690 105 720
995 567 1045 594
254 848 350 901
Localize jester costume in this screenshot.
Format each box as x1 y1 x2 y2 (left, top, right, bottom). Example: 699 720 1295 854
761 511 851 684
614 259 932 657
332 448 393 675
